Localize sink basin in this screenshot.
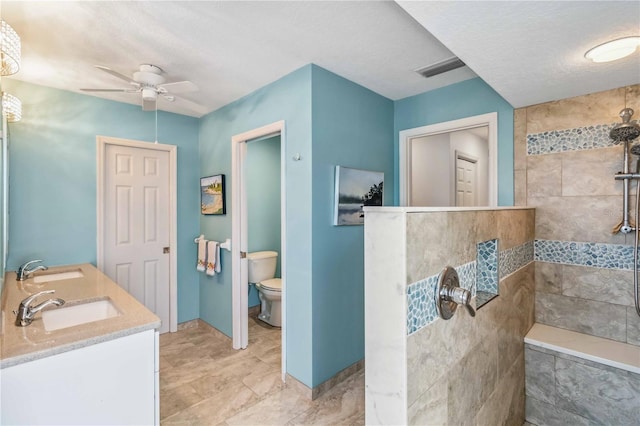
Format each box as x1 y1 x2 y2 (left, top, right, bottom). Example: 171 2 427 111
42 299 121 331
32 269 84 283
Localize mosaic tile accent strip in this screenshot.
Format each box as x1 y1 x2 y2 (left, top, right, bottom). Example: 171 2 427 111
407 240 535 336
535 239 636 270
457 261 477 294
526 123 619 156
500 240 535 277
406 261 475 335
406 275 439 336
477 239 498 294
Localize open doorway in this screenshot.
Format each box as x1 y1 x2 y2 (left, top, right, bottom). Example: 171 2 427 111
231 120 286 380
399 112 497 207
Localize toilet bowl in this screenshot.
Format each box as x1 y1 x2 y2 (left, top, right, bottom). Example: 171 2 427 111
255 278 282 327
247 251 282 327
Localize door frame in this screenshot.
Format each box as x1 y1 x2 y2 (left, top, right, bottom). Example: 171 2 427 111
96 135 178 333
231 120 286 377
398 112 498 207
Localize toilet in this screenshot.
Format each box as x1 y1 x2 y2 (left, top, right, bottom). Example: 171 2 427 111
247 251 282 327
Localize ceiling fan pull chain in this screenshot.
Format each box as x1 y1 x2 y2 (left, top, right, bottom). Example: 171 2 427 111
155 107 158 144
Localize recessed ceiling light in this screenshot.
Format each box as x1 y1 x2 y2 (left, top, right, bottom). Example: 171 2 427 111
585 36 640 63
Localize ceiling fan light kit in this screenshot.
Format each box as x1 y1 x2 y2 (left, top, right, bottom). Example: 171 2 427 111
585 36 640 63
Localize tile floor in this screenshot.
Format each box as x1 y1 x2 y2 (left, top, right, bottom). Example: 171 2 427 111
160 316 365 425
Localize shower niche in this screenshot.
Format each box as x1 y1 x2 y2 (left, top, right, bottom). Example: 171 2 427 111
476 239 499 308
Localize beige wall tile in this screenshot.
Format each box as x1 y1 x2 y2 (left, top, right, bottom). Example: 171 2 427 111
445 211 479 266
476 210 499 244
562 264 634 307
526 88 625 134
406 212 449 283
627 307 640 346
406 310 477 405
515 170 527 206
496 209 534 250
535 292 627 342
514 108 528 171
527 154 562 198
530 195 626 244
625 84 640 112
561 146 623 197
447 339 497 426
535 262 563 294
407 378 448 425
475 355 525 426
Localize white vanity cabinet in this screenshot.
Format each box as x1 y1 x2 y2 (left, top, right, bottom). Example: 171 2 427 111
1 329 159 425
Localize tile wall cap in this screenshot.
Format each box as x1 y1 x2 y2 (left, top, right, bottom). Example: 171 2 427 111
364 206 534 213
525 323 640 374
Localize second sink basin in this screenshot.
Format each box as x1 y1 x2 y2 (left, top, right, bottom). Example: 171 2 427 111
32 269 84 283
42 299 121 331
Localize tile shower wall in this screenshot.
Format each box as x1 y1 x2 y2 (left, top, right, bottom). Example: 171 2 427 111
514 84 640 346
365 207 535 425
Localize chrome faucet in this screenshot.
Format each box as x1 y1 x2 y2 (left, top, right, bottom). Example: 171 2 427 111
14 290 65 326
16 259 48 281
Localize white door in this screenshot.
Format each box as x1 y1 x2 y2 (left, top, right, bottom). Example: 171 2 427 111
455 156 477 207
104 144 171 333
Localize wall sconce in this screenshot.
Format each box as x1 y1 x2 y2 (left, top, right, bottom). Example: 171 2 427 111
2 92 22 122
1 20 21 76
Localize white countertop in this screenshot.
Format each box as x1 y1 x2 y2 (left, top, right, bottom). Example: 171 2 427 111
525 323 640 375
1 263 160 368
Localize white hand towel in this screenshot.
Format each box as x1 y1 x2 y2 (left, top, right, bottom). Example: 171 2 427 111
206 241 220 276
196 236 207 272
215 243 221 274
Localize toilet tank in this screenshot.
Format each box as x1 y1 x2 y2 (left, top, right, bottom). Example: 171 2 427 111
247 251 278 283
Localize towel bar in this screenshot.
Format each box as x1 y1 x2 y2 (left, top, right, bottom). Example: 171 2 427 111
194 236 232 252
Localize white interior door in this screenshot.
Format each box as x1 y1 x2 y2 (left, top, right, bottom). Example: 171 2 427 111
104 143 171 333
455 156 477 207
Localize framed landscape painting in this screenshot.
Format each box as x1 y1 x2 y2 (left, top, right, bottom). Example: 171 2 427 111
334 166 384 226
201 174 226 215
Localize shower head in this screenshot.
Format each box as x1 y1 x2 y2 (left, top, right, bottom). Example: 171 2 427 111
610 108 640 143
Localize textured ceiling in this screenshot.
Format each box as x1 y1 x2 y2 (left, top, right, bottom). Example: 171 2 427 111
2 1 476 117
3 1 639 117
397 1 640 108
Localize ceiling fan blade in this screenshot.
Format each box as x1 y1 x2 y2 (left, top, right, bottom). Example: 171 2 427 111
158 80 198 93
95 65 136 84
167 95 209 116
80 88 138 93
142 98 157 112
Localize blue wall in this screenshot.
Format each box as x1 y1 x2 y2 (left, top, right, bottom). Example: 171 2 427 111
247 135 281 306
310 66 394 385
4 80 201 323
198 65 314 386
394 77 514 206
4 68 514 390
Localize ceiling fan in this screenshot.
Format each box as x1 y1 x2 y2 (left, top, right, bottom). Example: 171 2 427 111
80 64 206 114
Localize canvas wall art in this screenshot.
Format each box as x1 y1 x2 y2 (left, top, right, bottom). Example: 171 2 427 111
201 174 226 215
334 166 384 226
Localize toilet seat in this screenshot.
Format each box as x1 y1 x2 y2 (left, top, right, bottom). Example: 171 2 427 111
259 278 281 292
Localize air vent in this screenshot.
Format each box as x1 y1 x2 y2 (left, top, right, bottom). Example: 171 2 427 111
415 57 466 78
